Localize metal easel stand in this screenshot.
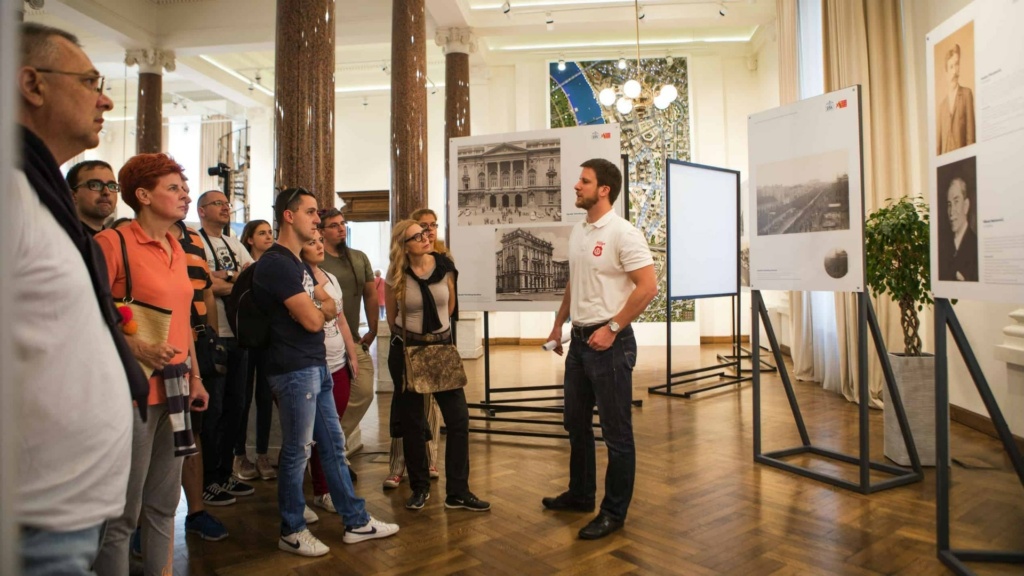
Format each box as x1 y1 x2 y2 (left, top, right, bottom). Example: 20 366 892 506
465 312 636 439
934 298 1024 575
752 289 923 493
649 294 751 399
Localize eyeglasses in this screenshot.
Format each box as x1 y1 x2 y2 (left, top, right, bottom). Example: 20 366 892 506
405 231 429 243
35 68 105 94
418 222 439 230
74 179 120 193
321 223 344 231
201 200 229 208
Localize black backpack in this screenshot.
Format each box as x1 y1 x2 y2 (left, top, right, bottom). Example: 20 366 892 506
225 261 271 349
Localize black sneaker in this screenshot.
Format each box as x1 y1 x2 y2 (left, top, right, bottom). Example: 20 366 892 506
541 491 595 512
202 483 236 507
405 490 430 510
444 492 491 512
221 477 255 497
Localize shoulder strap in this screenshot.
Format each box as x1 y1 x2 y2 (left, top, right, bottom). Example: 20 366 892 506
114 229 132 302
199 228 240 271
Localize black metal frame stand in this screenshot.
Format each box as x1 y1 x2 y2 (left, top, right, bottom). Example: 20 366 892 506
934 298 1024 574
649 295 751 398
752 290 923 493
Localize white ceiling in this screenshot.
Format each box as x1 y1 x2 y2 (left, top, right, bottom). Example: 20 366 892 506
23 0 775 117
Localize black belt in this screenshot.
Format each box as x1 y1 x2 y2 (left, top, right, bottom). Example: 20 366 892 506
570 323 608 341
399 328 452 345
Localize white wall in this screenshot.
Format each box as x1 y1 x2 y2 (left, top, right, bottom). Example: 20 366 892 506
904 0 1023 436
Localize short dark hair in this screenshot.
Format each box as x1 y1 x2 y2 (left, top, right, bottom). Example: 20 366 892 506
21 23 80 67
317 207 344 227
196 190 225 208
274 187 316 223
580 158 622 204
945 43 961 64
66 160 113 189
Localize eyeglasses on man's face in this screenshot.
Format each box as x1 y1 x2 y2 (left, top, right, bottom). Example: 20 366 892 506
418 222 439 230
75 179 120 193
35 68 105 94
201 200 229 209
405 231 429 243
321 223 345 231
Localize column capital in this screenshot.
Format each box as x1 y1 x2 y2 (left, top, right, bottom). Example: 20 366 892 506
435 27 476 55
125 49 176 75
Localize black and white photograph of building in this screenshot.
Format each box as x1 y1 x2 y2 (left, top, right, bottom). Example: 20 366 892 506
495 226 571 301
756 149 851 236
457 139 563 225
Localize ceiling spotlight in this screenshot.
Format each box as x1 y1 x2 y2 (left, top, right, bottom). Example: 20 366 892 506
617 57 627 70
719 3 728 17
557 58 566 71
382 63 390 75
638 3 645 20
501 1 511 14
248 81 254 92
254 71 262 84
545 12 554 31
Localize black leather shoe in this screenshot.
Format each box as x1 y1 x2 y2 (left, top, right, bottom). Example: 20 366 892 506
405 490 430 510
541 492 595 512
578 514 623 540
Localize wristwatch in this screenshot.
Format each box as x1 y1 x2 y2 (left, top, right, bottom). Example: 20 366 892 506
608 320 620 333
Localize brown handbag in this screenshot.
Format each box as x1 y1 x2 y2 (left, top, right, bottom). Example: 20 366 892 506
400 290 467 394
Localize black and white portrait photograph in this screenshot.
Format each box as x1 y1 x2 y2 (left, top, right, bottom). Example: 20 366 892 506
936 156 978 282
494 226 572 301
823 248 849 279
456 139 563 226
756 149 851 236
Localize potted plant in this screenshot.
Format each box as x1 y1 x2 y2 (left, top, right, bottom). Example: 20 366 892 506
864 195 935 465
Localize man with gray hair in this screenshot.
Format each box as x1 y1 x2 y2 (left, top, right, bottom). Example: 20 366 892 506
15 22 147 575
939 176 978 282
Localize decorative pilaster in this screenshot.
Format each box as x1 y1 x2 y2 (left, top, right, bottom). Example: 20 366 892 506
995 309 1024 367
125 49 175 154
390 0 428 224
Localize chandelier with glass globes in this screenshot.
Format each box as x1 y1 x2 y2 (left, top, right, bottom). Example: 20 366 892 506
597 0 678 115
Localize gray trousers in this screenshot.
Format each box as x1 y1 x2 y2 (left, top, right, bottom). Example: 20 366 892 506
94 404 183 576
339 346 374 443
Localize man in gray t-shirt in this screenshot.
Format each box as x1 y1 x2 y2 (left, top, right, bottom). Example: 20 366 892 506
319 209 378 463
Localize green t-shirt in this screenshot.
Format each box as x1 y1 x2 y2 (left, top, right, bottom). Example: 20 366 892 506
321 247 374 339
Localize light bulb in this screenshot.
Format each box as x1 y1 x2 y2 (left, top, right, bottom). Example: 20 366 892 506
616 97 633 115
617 57 627 70
557 59 566 71
599 88 617 107
654 94 670 110
623 79 642 99
660 84 678 102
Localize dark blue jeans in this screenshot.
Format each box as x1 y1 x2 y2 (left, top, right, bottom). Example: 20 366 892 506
562 325 637 522
200 336 247 486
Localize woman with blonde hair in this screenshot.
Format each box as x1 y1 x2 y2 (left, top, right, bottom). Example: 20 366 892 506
382 208 445 490
385 220 488 511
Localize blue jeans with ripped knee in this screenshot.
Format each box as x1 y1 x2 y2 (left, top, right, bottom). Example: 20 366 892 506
268 364 369 535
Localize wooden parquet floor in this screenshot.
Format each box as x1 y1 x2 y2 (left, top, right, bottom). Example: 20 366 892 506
169 345 1024 575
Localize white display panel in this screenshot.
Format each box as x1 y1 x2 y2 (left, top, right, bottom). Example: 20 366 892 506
747 86 865 292
449 124 621 311
667 161 739 299
927 0 1024 303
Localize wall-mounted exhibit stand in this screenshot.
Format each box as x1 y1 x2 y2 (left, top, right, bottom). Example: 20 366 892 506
446 126 632 438
747 86 922 493
649 160 749 399
926 2 1024 572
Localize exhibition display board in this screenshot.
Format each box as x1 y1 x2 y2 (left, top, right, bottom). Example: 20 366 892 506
449 124 621 312
747 86 865 293
666 160 739 300
927 0 1024 303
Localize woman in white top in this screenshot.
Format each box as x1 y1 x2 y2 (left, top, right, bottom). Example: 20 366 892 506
302 231 359 513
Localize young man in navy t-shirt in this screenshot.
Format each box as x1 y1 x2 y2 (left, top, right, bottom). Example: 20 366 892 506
253 188 398 556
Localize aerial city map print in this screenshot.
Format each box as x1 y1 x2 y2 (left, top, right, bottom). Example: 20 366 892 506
550 58 694 322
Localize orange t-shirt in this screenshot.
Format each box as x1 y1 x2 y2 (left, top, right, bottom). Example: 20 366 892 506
96 220 194 405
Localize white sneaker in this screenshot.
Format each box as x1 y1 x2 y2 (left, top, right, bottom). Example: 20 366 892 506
343 516 399 544
313 493 336 513
279 528 329 557
303 505 319 524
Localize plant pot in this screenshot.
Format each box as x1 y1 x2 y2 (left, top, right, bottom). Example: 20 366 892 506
884 352 936 466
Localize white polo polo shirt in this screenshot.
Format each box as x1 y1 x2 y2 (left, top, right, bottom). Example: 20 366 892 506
568 209 654 325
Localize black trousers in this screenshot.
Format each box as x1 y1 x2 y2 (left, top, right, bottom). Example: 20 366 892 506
387 335 470 496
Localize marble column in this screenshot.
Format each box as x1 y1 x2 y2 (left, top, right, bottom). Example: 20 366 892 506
390 0 427 225
274 0 335 211
125 49 174 154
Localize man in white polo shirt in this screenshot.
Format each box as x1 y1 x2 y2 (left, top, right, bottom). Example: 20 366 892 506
543 158 657 540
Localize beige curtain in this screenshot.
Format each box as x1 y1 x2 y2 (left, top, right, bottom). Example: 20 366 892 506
199 115 233 193
822 0 910 405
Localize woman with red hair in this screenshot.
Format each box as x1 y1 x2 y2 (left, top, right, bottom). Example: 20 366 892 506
93 153 209 576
